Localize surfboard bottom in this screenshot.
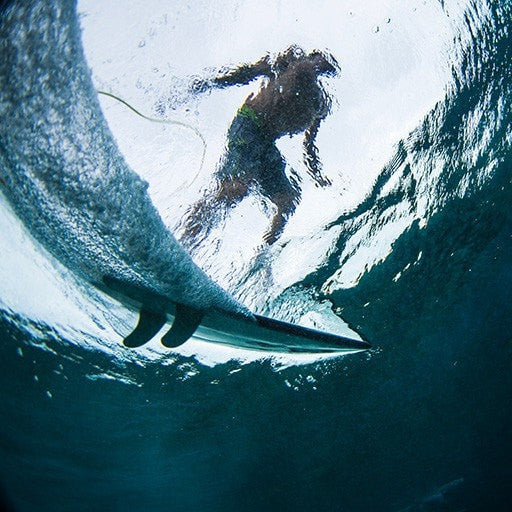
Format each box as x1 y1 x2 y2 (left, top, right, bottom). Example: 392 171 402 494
193 310 371 354
101 276 371 354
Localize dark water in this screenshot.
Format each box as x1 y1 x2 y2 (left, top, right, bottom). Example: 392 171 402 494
1 0 512 511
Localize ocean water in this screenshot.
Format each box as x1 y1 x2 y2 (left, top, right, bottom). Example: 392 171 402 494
1 0 511 511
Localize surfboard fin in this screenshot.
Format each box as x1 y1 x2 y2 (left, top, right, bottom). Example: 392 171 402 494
161 303 204 348
123 308 167 348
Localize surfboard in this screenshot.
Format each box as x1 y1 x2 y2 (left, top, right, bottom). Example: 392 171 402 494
192 310 371 354
102 276 371 354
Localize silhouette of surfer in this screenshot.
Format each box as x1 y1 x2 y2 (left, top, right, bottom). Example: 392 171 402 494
182 46 339 247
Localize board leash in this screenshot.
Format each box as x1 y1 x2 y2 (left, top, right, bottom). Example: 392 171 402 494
97 90 206 191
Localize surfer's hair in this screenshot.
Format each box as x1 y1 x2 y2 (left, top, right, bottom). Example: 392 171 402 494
272 46 339 77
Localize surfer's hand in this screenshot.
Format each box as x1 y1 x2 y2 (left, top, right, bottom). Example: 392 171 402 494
189 76 213 94
314 174 332 187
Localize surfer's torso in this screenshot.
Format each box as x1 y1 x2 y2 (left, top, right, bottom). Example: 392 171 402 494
245 61 327 138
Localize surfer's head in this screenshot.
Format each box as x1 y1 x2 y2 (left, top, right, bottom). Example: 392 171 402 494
308 50 340 76
273 46 340 77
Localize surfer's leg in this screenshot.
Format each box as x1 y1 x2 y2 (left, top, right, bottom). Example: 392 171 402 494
180 176 250 250
258 145 300 244
263 190 299 244
215 177 250 206
180 190 222 249
180 111 258 249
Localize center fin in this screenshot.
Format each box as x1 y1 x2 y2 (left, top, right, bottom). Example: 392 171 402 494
161 303 204 348
124 308 167 348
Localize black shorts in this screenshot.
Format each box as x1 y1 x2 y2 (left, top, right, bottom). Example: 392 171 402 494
216 105 293 199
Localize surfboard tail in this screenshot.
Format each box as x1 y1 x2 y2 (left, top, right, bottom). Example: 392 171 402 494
122 304 204 348
123 309 167 348
161 304 203 348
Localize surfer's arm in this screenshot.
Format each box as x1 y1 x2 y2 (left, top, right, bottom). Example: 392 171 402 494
190 55 272 93
303 117 331 187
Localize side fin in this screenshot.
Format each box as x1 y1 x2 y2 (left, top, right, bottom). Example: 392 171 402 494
124 309 167 348
161 303 204 348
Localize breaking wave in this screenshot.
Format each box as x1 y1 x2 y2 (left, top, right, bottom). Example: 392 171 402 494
1 0 511 511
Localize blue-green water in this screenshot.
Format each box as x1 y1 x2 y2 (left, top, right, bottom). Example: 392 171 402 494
1 0 512 511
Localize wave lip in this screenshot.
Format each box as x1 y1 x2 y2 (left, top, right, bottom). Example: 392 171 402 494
0 1 369 361
0 1 249 325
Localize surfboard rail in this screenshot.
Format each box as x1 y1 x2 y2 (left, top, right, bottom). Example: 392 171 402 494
192 310 371 354
102 275 371 354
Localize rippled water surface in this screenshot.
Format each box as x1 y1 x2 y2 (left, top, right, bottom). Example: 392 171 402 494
1 0 511 510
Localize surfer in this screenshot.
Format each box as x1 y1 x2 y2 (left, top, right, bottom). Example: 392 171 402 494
181 46 339 247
